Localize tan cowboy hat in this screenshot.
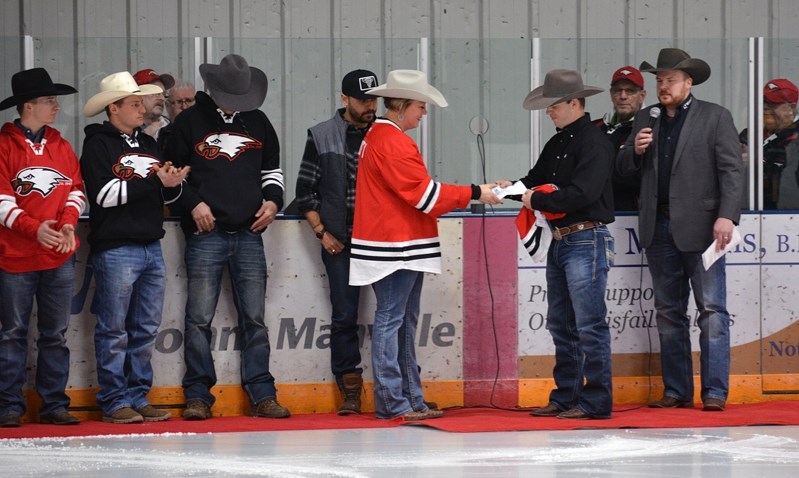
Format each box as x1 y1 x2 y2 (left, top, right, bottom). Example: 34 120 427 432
523 69 603 111
639 48 711 85
200 54 267 112
84 71 163 117
366 69 447 107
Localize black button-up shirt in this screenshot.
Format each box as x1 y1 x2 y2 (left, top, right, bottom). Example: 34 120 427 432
656 95 693 205
519 114 615 228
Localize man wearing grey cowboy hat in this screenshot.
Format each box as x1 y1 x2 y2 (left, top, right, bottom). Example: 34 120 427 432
617 48 743 412
0 68 86 427
164 54 289 420
498 69 616 420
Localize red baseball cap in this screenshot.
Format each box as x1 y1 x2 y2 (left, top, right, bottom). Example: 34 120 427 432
132 69 175 90
611 66 645 90
764 78 798 104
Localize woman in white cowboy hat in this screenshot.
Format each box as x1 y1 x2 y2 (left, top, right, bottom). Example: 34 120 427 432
349 69 500 420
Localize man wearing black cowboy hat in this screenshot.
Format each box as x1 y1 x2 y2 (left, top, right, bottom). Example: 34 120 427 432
164 54 289 420
617 48 743 412
500 69 616 420
0 67 86 427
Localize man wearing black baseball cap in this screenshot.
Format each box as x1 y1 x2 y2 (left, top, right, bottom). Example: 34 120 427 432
295 69 378 415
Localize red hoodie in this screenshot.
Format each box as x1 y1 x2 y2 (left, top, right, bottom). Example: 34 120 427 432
0 122 86 272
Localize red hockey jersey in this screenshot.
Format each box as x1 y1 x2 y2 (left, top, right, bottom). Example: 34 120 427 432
349 119 471 285
0 122 86 272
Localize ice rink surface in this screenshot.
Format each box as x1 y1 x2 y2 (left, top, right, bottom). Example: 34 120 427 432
2 425 799 477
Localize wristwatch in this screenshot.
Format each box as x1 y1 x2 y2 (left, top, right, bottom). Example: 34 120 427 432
315 227 326 239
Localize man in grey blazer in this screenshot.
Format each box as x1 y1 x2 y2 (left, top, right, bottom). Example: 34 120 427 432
617 48 743 412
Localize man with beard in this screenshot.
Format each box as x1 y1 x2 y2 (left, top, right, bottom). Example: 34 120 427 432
132 69 175 141
618 48 743 412
295 69 378 415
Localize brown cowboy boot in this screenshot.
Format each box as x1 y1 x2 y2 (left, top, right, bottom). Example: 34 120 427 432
338 373 363 415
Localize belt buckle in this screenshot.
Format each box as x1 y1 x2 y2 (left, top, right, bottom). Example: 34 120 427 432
552 228 563 240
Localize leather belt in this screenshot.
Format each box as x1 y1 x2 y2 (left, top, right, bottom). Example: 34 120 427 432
552 221 603 240
657 204 670 219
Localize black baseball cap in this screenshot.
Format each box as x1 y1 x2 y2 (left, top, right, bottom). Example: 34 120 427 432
342 69 379 100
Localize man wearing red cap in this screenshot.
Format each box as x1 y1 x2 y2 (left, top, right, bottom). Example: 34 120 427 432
595 66 647 211
740 78 799 209
132 69 175 141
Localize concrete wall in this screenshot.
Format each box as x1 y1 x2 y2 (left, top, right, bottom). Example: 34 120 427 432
2 1 797 206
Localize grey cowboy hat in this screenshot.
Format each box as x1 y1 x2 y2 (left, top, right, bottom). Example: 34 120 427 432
199 54 267 112
523 69 603 111
639 48 711 86
0 68 77 111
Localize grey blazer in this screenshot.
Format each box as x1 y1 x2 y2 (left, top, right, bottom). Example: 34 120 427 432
617 98 744 252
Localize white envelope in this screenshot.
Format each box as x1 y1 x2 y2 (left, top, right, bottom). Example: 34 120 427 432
702 227 741 271
492 181 528 199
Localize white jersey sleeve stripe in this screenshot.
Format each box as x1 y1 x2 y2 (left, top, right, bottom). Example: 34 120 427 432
97 179 127 208
415 179 440 214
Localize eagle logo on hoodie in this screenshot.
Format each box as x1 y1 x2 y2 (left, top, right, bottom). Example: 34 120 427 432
195 133 262 161
11 167 71 197
112 153 160 180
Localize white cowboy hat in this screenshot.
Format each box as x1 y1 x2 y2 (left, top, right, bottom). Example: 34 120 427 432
523 69 603 111
366 69 448 107
84 71 163 117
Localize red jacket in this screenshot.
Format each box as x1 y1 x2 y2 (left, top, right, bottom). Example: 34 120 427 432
0 122 86 272
350 119 471 285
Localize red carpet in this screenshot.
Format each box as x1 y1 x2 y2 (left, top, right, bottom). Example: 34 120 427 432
2 401 797 440
413 401 799 432
0 412 401 440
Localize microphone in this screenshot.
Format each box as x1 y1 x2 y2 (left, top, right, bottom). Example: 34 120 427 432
648 107 661 128
644 107 661 159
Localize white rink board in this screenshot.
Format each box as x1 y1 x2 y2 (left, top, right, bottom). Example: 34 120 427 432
56 219 465 390
518 214 767 357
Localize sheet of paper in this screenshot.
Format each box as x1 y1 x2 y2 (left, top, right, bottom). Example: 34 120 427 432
492 181 528 199
702 227 742 271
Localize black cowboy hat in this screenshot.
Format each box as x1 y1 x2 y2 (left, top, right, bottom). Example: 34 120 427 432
639 48 711 86
0 68 77 111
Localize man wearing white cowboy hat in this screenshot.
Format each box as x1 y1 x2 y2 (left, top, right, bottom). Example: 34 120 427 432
81 71 189 424
499 69 616 420
617 47 743 412
164 54 289 420
0 67 86 427
349 69 500 420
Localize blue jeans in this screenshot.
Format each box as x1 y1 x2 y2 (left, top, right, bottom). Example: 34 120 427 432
371 269 427 419
545 226 614 418
321 248 362 387
645 216 730 402
182 230 276 406
0 256 75 416
91 243 165 415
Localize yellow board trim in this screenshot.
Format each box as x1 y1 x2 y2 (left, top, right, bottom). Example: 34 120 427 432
17 375 796 423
